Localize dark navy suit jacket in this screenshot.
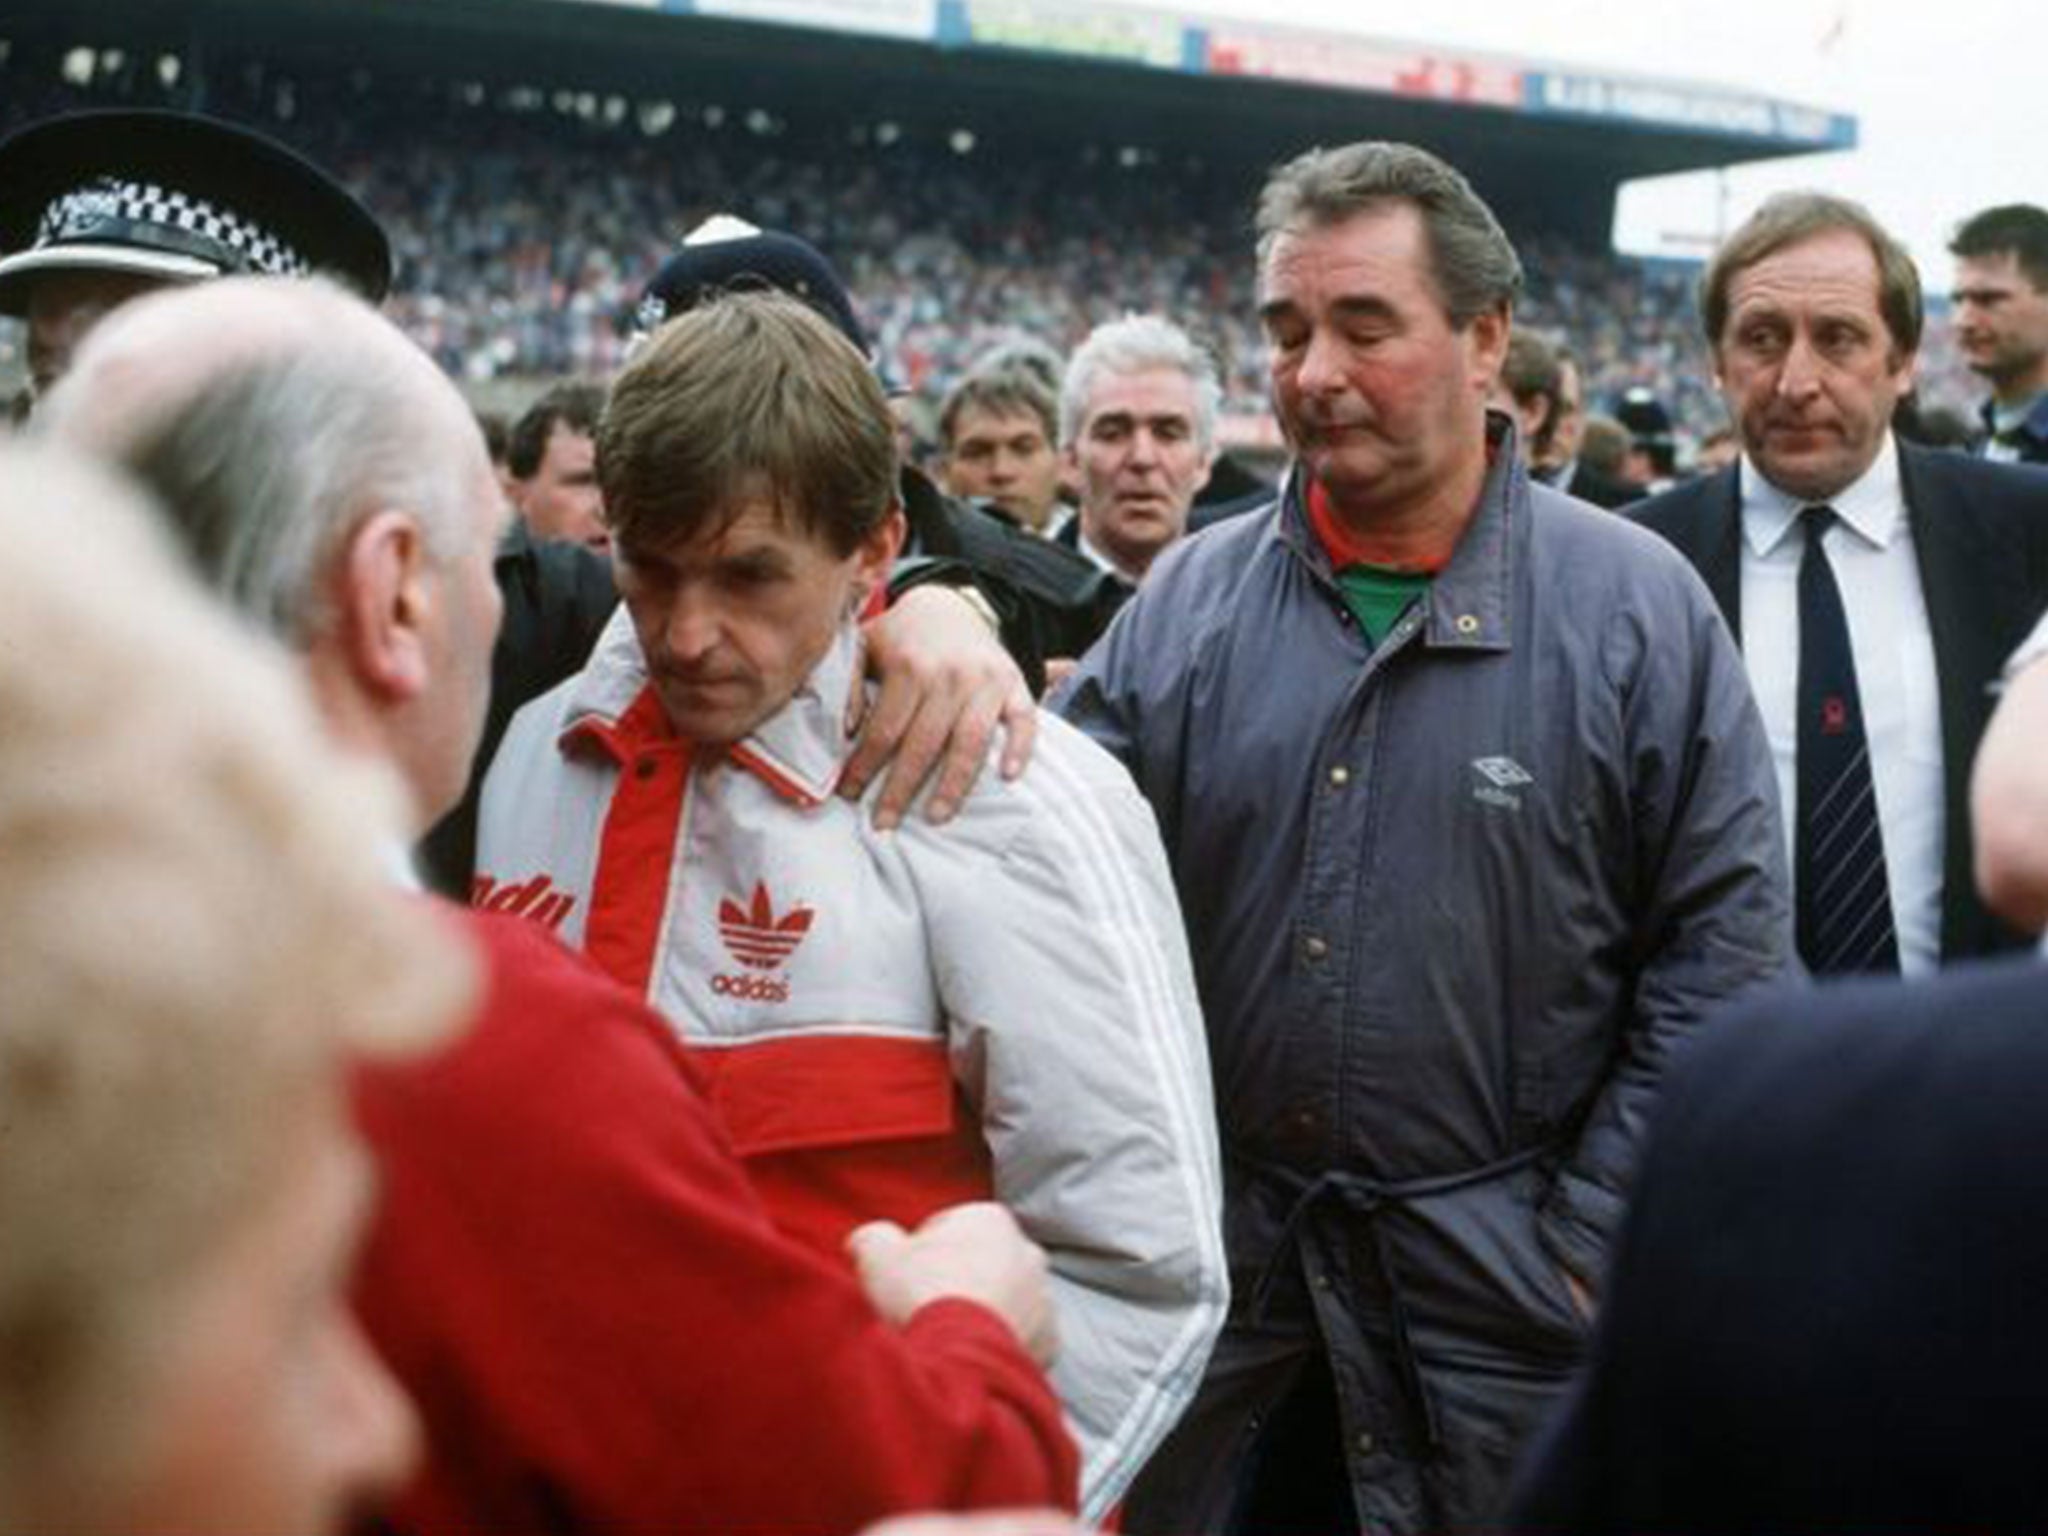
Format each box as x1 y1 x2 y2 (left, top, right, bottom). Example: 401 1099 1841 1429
1630 445 2048 961
1509 956 2048 1533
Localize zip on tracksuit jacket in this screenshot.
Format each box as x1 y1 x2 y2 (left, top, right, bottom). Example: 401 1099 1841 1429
475 611 1228 1519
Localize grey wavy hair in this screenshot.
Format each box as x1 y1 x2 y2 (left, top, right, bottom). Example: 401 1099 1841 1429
1256 140 1523 328
1058 313 1222 451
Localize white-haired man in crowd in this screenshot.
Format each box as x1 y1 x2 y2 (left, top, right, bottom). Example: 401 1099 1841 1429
1055 314 1220 589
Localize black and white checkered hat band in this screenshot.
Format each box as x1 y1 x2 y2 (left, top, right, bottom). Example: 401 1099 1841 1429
38 176 309 278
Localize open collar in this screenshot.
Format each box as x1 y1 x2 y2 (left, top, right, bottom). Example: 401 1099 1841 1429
557 608 858 808
1275 410 1522 654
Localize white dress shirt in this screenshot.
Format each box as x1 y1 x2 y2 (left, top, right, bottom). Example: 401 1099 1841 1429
2006 607 2048 677
1738 434 1945 973
1075 524 1142 588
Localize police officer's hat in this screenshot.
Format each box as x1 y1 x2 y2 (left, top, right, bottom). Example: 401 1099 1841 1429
0 110 391 318
634 215 882 370
1614 386 1675 450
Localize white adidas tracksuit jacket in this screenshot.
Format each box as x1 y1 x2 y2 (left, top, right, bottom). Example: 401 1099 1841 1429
476 610 1226 1518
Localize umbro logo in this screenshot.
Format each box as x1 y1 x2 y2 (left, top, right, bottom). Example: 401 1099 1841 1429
1472 757 1534 788
1470 756 1533 810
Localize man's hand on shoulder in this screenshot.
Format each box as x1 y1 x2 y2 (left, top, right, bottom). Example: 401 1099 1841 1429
843 585 1036 829
1040 656 1078 696
848 1203 1059 1369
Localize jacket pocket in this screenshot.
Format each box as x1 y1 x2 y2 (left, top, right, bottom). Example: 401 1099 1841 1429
703 1033 958 1154
1386 1163 1589 1366
697 1034 995 1258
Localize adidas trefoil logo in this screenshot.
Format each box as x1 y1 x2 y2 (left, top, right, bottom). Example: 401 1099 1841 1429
718 880 814 969
713 880 813 1003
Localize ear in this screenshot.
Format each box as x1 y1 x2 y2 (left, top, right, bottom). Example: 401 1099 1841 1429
1467 306 1511 394
849 507 907 608
334 510 437 705
1891 343 1920 395
1193 442 1217 498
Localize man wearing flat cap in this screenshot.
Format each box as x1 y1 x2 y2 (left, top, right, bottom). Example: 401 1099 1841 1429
0 108 390 408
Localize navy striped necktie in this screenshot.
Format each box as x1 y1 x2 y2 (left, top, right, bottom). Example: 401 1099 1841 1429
1794 505 1899 975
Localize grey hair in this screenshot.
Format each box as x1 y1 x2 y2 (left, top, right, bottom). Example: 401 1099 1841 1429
1058 314 1223 451
1256 141 1523 328
49 279 477 643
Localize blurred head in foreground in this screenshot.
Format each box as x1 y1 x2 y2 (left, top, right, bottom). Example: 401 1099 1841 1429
0 444 474 1534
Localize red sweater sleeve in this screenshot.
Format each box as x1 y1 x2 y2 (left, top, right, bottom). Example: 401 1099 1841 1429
353 909 1078 1535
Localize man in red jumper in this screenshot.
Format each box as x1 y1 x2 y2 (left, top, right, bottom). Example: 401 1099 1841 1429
40 273 1079 1534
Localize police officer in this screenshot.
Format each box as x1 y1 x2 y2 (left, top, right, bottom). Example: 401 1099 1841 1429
0 108 390 410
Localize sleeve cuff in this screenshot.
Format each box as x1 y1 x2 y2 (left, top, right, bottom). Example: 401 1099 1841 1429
2005 608 2048 680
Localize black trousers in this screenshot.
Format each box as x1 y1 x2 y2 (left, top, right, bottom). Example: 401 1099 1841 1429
1225 1352 1361 1536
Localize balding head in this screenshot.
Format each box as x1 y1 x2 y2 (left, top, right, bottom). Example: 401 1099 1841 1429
37 274 337 453
38 277 507 829
42 278 482 637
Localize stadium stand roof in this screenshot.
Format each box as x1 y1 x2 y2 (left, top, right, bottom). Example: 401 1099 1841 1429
8 0 1853 249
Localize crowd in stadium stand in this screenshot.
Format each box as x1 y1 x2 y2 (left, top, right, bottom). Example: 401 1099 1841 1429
13 18 2048 1535
0 61 1978 458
